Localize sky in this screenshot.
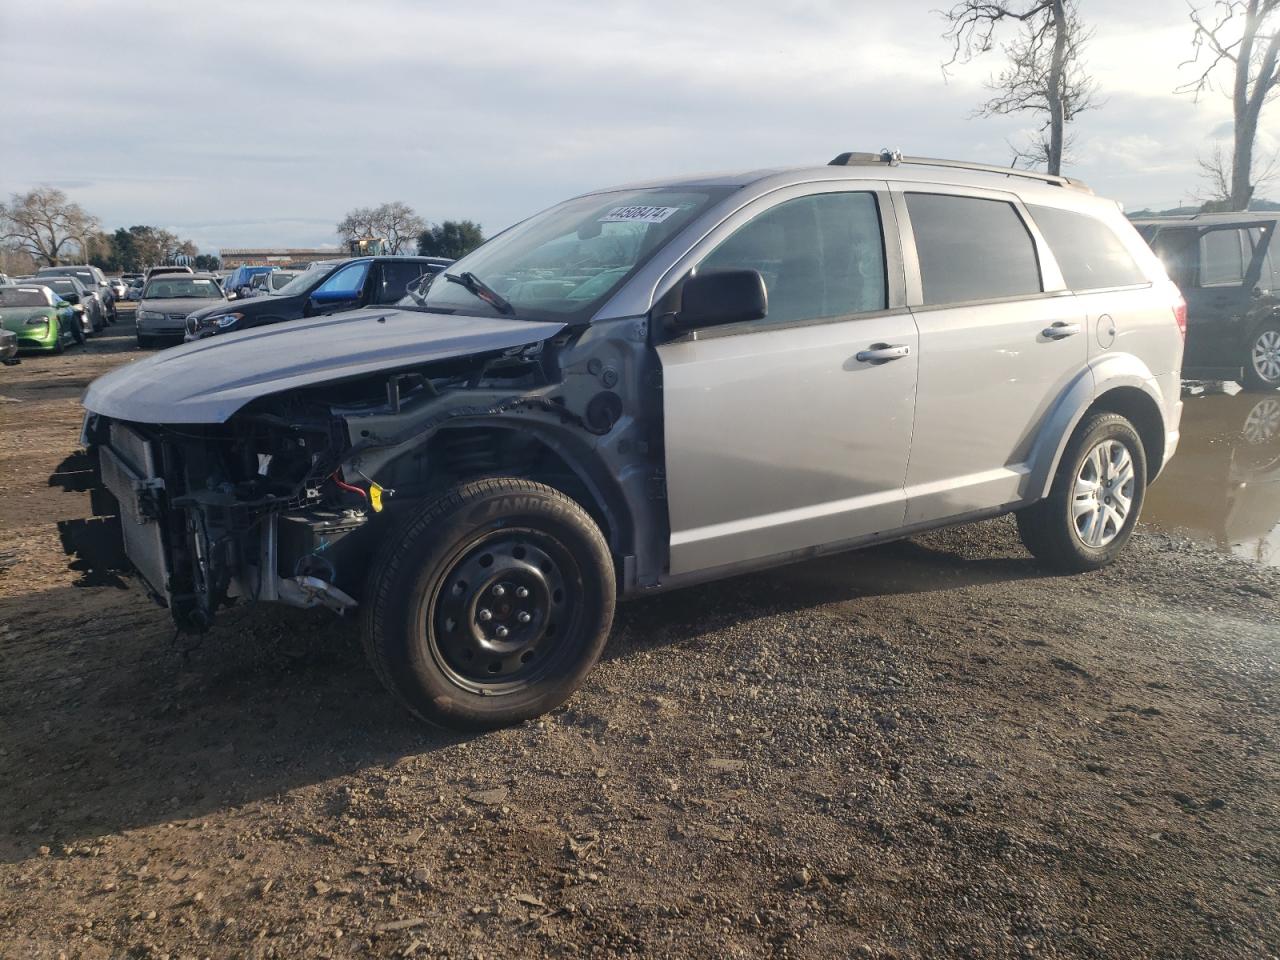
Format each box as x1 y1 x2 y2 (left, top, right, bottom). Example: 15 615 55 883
1 0 1275 254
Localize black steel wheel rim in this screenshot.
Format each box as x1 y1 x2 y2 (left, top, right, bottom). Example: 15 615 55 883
428 526 581 694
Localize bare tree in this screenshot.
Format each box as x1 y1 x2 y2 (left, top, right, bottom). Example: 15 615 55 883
1196 141 1279 208
0 187 99 266
1179 1 1280 211
337 202 427 254
942 0 1100 175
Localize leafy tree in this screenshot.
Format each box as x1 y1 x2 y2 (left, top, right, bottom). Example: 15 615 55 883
417 220 485 260
1180 1 1280 211
337 202 427 254
0 187 99 265
194 254 221 271
941 1 1099 175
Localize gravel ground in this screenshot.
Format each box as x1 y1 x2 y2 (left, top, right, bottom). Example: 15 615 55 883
1 310 1278 960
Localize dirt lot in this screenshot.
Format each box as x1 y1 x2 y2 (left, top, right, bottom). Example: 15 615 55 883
1 309 1278 960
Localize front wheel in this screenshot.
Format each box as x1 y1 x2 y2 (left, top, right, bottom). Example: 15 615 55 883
362 478 616 729
1243 321 1280 392
1017 412 1148 572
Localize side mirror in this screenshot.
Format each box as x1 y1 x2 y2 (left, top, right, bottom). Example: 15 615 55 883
671 269 768 333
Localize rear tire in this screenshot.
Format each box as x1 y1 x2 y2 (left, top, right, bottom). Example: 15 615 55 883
1016 412 1147 572
1242 320 1280 392
362 478 616 730
136 334 154 349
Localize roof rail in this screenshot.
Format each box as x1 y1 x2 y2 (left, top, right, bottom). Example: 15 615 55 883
829 149 1092 193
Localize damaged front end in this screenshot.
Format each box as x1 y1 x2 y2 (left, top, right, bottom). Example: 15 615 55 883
84 395 365 632
80 312 655 634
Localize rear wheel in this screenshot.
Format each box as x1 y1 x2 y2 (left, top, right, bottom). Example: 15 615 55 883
1243 321 1280 392
362 478 616 729
1017 412 1147 572
136 333 155 349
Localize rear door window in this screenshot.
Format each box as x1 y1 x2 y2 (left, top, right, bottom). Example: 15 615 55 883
1028 205 1147 290
378 261 431 303
906 193 1042 305
697 191 887 326
1199 228 1248 287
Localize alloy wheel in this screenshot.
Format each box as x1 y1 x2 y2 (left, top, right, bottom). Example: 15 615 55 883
1071 438 1136 548
1252 329 1280 384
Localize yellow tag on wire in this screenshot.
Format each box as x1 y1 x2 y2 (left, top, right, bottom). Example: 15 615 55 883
369 483 384 513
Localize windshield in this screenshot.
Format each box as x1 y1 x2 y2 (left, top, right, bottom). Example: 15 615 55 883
0 287 52 307
143 277 223 299
273 263 336 298
408 187 734 321
42 280 76 296
268 272 298 291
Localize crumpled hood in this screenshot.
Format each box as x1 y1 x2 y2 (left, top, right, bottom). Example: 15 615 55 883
83 307 566 424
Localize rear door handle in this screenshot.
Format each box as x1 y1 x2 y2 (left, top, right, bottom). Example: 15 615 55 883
1042 321 1082 340
855 344 911 363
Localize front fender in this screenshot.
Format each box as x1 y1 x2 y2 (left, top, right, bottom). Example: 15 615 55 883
1026 352 1168 501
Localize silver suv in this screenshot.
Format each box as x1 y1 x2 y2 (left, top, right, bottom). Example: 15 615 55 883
81 152 1184 729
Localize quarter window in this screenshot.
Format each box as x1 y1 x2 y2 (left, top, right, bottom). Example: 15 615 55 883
697 192 887 325
906 193 1042 305
1028 204 1147 290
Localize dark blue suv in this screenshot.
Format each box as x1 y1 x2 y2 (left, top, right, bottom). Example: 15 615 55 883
185 256 452 340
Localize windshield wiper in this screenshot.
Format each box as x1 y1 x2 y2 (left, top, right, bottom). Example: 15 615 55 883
444 271 514 315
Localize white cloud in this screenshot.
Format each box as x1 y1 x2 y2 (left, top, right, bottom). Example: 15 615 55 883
0 0 1261 250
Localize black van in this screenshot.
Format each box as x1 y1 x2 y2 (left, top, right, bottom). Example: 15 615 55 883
1134 212 1280 390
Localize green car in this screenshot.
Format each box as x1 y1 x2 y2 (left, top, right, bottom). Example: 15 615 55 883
0 285 79 353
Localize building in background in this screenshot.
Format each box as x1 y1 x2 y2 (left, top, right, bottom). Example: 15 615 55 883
219 247 343 269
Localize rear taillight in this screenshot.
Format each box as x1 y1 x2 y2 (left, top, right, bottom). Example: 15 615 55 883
1172 292 1187 341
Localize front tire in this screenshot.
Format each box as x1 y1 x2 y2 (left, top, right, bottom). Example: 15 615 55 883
1017 412 1147 572
1243 321 1280 392
363 478 616 730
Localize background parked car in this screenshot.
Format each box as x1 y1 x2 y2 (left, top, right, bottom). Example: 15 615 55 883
20 273 108 333
37 264 117 323
246 269 301 296
185 256 449 339
144 265 194 282
136 272 227 347
1135 212 1280 390
32 276 102 335
0 327 18 364
126 277 145 300
0 284 81 353
223 264 275 299
108 277 127 300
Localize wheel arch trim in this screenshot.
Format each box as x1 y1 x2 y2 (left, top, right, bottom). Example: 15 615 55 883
1029 355 1170 500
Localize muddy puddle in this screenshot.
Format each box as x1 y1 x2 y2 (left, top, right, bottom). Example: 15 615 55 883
1143 386 1280 567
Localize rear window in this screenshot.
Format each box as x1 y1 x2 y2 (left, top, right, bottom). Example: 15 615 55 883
1029 205 1148 291
906 193 1042 306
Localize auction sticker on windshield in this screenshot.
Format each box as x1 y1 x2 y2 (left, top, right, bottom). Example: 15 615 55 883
599 205 680 224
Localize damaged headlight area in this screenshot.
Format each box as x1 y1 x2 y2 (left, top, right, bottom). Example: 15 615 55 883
84 400 377 632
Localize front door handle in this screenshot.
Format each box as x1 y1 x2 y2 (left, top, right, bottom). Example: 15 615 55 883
855 344 911 364
1042 321 1082 340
